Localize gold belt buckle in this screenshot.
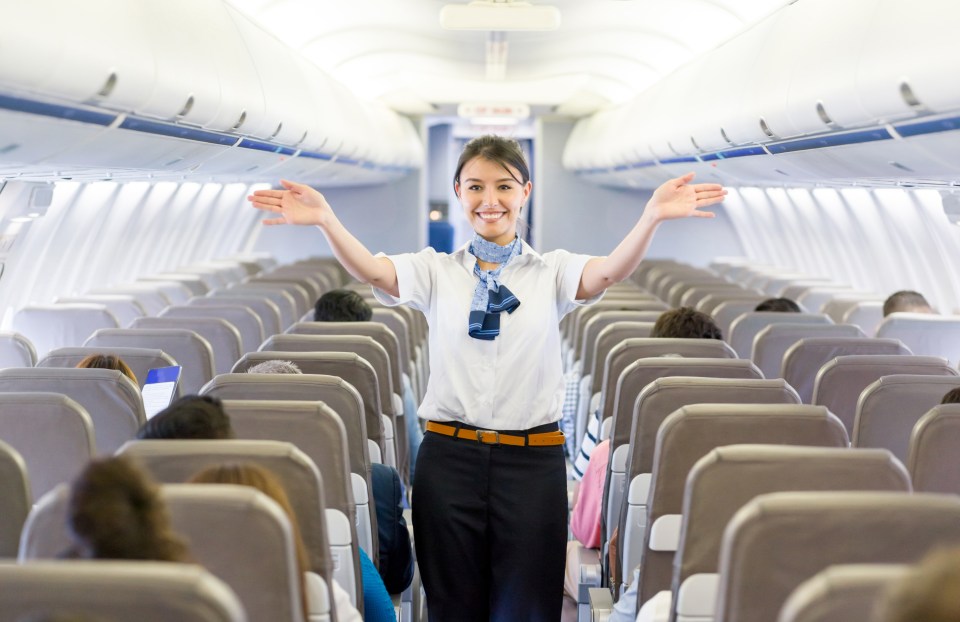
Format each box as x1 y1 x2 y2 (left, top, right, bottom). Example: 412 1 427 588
476 429 500 445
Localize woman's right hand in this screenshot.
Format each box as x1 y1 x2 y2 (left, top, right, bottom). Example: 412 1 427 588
247 179 334 227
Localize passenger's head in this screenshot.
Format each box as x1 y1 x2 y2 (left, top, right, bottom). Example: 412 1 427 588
246 360 302 375
75 354 137 385
189 463 308 619
313 289 372 322
651 307 723 340
754 297 801 313
941 388 960 405
883 290 934 316
880 546 960 622
453 135 532 246
136 395 234 440
66 456 189 562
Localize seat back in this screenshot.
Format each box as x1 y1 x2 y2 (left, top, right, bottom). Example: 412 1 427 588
729 312 833 359
854 375 960 462
0 561 245 622
909 404 960 494
0 368 143 455
261 334 392 415
841 301 885 337
161 305 265 355
214 287 298 331
38 346 178 390
238 280 312 318
609 378 801 578
220 399 359 545
0 332 37 368
752 323 865 379
370 308 413 378
286 322 400 398
56 294 147 328
12 304 120 358
777 564 909 622
85 328 215 395
715 492 960 622
610 358 763 449
90 283 174 315
600 338 737 423
820 297 883 325
570 300 667 361
638 406 851 603
0 439 29 557
812 355 957 436
674 446 908 622
0 392 94 500
876 313 960 366
590 322 657 394
708 297 768 335
580 311 663 375
22 483 302 621
116 440 334 584
200 372 374 471
192 293 283 337
133 317 242 376
783 338 912 403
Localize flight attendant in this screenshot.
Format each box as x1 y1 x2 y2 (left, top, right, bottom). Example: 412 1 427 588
248 135 725 621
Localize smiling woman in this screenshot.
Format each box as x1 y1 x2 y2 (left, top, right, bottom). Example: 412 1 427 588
247 133 724 621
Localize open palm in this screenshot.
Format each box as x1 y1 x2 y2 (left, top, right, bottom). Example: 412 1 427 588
646 173 726 222
247 179 333 226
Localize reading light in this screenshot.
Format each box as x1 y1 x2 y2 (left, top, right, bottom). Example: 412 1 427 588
440 1 561 31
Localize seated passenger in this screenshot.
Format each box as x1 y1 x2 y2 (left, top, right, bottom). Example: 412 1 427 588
755 297 801 313
880 546 960 622
314 289 373 322
188 463 369 622
64 455 189 562
941 387 960 405
246 359 302 374
246 357 414 593
136 395 235 440
75 353 138 384
883 290 935 316
314 288 423 481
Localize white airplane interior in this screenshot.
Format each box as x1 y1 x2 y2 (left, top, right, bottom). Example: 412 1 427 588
1 0 959 621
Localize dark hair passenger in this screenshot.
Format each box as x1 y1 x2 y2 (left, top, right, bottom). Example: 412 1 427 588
754 297 801 313
313 289 373 322
651 306 723 340
136 395 235 440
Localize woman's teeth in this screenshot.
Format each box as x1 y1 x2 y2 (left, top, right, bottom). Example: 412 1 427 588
478 212 505 221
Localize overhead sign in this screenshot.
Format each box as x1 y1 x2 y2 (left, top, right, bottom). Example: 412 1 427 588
457 103 530 120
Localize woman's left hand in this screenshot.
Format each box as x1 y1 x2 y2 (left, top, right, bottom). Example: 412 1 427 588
644 173 726 223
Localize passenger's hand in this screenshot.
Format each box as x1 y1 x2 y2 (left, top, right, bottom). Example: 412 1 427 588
643 173 725 223
247 179 334 227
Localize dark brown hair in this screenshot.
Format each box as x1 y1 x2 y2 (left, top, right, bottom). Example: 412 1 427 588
67 456 189 563
453 135 530 192
76 354 137 384
651 307 723 340
880 546 960 622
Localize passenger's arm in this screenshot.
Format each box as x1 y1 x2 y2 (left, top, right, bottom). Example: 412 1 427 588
248 180 399 297
576 173 726 300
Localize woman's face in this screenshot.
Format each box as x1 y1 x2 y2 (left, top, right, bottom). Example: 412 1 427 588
456 156 531 246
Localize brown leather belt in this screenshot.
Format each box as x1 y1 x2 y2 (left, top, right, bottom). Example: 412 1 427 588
426 421 565 447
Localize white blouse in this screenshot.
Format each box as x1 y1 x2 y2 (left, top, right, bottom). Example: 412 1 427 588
373 240 600 431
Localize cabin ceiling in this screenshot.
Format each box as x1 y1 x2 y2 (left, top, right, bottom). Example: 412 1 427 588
227 0 792 116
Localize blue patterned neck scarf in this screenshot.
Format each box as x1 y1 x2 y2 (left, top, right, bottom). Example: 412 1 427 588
468 234 522 340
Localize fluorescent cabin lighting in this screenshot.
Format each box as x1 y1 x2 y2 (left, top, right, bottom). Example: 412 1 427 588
440 1 561 31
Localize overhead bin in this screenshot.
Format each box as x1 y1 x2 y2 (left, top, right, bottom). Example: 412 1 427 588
566 0 960 189
0 0 421 185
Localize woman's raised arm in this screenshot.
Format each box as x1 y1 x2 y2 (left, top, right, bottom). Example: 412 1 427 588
576 173 726 300
248 180 399 297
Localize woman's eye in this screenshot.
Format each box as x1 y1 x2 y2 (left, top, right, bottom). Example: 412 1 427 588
468 185 481 191
499 185 512 191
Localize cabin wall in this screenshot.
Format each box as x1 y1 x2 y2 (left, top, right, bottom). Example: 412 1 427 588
723 186 960 313
250 167 426 262
0 180 261 324
533 117 746 263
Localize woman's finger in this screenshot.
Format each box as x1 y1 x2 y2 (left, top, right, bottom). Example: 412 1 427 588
696 190 727 201
249 200 281 211
691 183 725 193
250 189 284 199
696 195 727 206
261 217 287 226
691 208 717 218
